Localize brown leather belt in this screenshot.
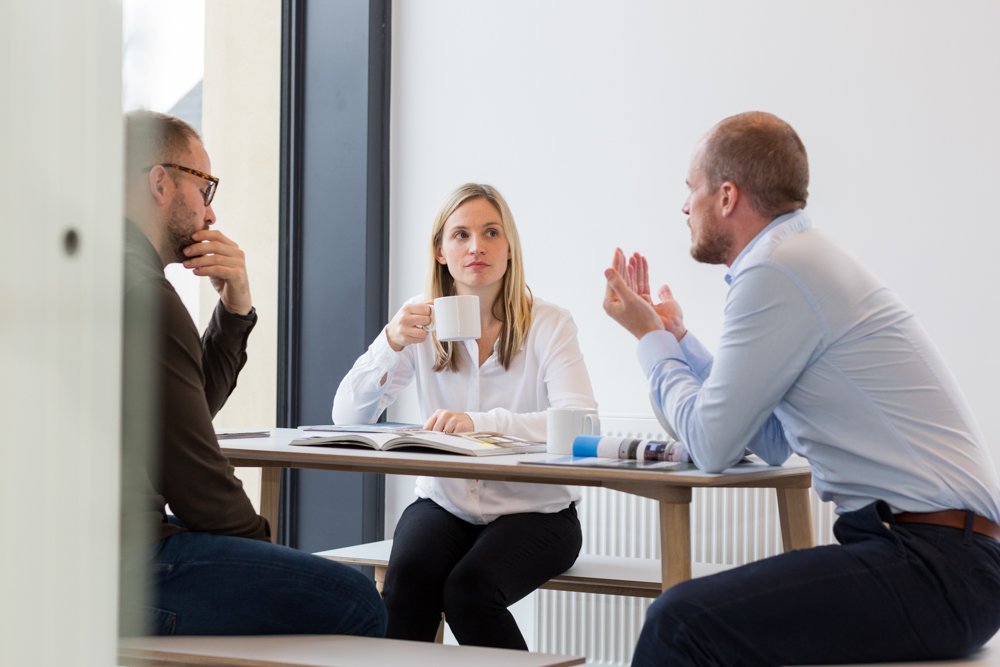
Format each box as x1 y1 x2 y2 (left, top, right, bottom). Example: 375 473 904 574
894 510 1000 541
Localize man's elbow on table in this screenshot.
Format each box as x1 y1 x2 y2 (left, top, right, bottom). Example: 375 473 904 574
754 448 792 468
689 447 745 474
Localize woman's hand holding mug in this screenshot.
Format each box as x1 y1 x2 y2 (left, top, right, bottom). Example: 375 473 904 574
385 301 433 351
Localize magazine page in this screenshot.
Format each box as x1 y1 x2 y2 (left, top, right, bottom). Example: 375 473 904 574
386 431 544 456
290 431 392 449
291 427 543 456
302 422 420 433
519 455 692 471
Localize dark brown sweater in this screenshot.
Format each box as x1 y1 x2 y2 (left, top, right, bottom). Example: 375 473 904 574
121 221 270 547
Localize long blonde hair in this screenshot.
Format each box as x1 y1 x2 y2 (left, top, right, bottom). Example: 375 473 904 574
427 183 533 372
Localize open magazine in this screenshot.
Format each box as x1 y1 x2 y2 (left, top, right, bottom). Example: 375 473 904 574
519 435 693 470
291 425 545 457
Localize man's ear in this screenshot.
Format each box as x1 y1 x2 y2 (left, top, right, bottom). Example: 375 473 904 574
148 165 171 206
719 182 739 217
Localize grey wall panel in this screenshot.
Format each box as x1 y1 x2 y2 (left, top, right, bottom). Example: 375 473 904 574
278 0 390 552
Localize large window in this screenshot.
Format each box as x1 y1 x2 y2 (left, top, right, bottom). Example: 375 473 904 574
122 0 206 321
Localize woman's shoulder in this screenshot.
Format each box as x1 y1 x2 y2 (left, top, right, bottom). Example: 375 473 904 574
528 296 577 330
530 295 573 316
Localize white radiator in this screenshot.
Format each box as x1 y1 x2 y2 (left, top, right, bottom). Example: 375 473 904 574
533 415 837 666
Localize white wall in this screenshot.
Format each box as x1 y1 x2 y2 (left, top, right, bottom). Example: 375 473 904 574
389 0 1000 463
1 1 122 664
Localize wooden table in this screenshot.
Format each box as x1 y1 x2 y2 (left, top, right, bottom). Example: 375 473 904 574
222 429 814 590
119 635 585 667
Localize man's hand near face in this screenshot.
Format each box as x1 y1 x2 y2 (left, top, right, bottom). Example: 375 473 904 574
182 229 253 316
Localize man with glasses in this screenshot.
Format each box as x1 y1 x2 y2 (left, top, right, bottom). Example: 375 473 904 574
120 110 386 637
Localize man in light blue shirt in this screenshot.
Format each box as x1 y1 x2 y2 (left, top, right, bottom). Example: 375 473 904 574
604 111 1000 666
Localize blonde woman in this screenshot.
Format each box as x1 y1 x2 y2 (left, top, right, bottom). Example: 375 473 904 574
332 183 596 649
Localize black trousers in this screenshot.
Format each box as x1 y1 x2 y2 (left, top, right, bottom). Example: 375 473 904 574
383 497 582 649
631 501 1000 666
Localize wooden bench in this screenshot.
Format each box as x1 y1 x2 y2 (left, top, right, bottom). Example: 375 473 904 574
316 539 733 599
119 635 585 667
825 634 1000 666
315 543 1000 666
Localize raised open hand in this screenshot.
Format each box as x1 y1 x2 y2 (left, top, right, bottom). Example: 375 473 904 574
605 248 687 340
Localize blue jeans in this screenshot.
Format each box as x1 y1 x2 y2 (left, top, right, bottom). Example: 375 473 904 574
631 501 1000 666
123 529 387 637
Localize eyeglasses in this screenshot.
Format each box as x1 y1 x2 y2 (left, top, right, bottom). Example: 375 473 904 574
151 163 220 206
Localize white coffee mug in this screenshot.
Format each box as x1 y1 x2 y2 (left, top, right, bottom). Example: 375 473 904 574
429 294 481 342
546 407 601 455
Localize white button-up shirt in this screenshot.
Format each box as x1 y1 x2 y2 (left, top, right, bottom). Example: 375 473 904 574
333 297 597 524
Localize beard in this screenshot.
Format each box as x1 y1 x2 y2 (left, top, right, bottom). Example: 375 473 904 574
689 212 733 265
165 194 202 264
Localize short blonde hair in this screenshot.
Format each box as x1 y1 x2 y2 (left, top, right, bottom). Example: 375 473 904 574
427 183 532 371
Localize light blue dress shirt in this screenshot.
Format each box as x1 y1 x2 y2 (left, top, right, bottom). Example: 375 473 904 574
638 210 1000 522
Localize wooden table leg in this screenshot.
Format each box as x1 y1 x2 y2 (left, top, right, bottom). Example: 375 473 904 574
260 467 282 544
607 481 693 591
776 486 814 551
659 492 692 590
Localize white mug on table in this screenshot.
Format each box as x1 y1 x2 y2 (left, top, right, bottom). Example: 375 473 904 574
425 294 480 342
546 407 600 455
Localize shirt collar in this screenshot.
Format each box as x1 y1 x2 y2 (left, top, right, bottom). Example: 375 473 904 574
724 209 811 284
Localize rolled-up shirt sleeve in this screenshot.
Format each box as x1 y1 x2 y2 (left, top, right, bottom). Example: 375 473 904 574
639 264 823 472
